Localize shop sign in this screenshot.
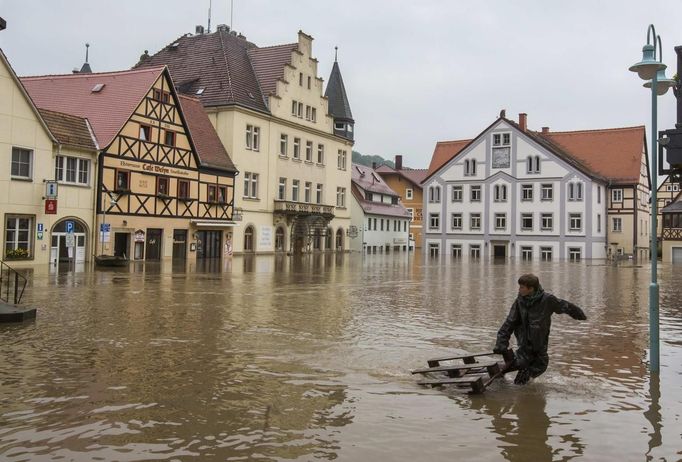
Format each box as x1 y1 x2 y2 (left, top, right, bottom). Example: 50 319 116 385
134 230 146 242
45 199 57 214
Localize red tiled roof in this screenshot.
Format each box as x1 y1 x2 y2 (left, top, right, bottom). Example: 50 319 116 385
177 95 236 172
21 67 164 148
428 139 471 176
38 109 97 151
539 126 646 184
353 196 411 218
247 43 297 98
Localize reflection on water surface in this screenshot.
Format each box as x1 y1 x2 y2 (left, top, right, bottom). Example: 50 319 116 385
1 254 681 461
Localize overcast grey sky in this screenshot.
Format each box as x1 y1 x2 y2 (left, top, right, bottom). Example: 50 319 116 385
1 0 681 169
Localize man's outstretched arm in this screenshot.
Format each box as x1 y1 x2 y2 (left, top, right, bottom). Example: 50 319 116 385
549 294 587 320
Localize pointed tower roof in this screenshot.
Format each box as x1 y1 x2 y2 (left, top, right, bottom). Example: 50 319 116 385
325 50 353 122
78 43 92 74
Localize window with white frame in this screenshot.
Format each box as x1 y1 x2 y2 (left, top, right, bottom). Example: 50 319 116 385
597 185 602 203
429 186 441 203
597 214 602 233
305 105 311 121
311 107 317 122
470 244 481 259
298 102 303 118
337 150 347 170
293 138 301 159
451 244 462 258
569 247 582 262
4 215 33 258
464 159 477 176
243 172 259 198
540 247 553 261
521 246 533 261
278 178 287 200
612 188 623 203
280 134 288 157
452 185 463 202
493 132 511 146
451 213 462 230
407 208 414 221
429 213 440 230
317 144 325 164
406 188 413 200
316 184 323 204
541 213 553 231
568 182 583 201
495 213 506 230
291 100 298 116
470 185 481 202
521 184 533 201
569 213 582 231
245 125 260 151
304 182 312 203
292 179 300 201
336 187 346 207
541 184 553 201
494 184 508 202
11 147 33 179
612 217 622 232
521 213 533 230
305 141 313 162
526 155 540 174
470 213 481 230
55 156 90 185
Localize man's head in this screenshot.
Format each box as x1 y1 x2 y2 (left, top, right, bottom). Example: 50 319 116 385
518 273 540 296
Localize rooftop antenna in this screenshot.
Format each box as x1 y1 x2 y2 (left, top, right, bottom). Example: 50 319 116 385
334 46 338 62
207 0 212 33
230 0 234 30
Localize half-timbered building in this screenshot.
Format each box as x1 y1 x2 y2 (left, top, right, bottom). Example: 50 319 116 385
655 175 680 239
661 191 682 263
22 67 237 262
136 27 354 254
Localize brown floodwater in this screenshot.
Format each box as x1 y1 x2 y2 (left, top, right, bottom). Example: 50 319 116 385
0 254 681 461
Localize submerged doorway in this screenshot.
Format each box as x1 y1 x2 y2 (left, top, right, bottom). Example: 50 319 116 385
50 219 87 263
145 228 163 261
196 230 221 259
493 244 507 259
114 232 130 258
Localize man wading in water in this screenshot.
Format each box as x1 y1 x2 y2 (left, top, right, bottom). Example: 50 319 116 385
493 274 587 385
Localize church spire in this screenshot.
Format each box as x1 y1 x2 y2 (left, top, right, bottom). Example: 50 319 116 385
79 43 92 74
324 47 354 141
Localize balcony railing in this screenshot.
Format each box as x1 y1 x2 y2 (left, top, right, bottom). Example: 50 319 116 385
274 200 335 218
0 260 27 305
662 227 682 240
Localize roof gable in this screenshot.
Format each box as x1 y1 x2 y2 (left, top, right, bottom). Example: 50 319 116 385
21 66 164 148
351 163 398 196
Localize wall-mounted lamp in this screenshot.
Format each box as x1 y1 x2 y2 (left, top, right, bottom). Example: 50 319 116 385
122 220 128 227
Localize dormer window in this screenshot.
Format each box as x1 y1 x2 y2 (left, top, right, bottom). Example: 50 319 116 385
335 122 345 131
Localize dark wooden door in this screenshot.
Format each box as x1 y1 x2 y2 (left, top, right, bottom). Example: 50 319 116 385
145 228 163 261
197 230 221 259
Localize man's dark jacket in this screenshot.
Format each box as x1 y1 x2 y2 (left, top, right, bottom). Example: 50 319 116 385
495 290 586 377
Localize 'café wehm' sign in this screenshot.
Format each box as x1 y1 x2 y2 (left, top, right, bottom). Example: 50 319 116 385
117 159 194 178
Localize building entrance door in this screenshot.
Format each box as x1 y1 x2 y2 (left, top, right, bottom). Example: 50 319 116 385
493 244 507 258
145 228 163 261
114 233 130 258
196 230 221 259
50 219 87 263
173 230 188 260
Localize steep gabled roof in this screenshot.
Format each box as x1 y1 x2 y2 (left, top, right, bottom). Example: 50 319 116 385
375 164 429 187
539 126 646 184
247 43 297 98
21 67 165 148
427 139 472 177
661 191 682 212
38 109 97 151
135 31 270 112
351 163 397 196
325 61 353 121
177 95 236 172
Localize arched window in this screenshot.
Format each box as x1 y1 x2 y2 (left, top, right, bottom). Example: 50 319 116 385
335 228 344 251
534 156 541 173
527 156 533 173
275 226 285 251
244 226 255 252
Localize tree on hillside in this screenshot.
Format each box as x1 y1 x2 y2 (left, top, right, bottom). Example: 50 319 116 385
352 151 394 169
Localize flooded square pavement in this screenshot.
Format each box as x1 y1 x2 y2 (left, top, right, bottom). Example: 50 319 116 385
1 254 681 461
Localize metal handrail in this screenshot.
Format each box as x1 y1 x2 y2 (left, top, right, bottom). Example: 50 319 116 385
0 260 27 305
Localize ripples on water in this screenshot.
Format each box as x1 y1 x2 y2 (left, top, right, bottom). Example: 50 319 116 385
0 254 681 461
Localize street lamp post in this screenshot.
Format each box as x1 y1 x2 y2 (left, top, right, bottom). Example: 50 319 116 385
629 24 675 374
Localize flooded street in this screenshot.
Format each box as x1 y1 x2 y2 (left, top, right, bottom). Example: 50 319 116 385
1 254 681 461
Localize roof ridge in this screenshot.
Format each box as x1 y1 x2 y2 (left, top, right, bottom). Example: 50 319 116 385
218 31 236 104
249 42 297 51
436 138 472 145
21 66 165 80
539 126 645 135
37 107 87 120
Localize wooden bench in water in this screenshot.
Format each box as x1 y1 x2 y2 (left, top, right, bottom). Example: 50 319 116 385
412 349 515 394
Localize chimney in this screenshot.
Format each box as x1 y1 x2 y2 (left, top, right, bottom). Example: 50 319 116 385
395 155 403 170
519 113 527 132
195 25 205 35
217 24 229 32
541 127 550 134
372 162 377 170
237 33 246 40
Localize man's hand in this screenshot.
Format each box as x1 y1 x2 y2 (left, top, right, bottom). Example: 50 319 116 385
492 345 507 354
570 307 587 321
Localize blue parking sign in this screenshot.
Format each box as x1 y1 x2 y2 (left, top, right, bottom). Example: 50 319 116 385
66 221 74 233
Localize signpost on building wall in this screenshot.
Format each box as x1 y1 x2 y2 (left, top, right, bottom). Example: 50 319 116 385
45 199 57 214
45 181 58 199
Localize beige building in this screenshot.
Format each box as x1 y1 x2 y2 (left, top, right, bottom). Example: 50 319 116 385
1 49 98 266
137 27 354 254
